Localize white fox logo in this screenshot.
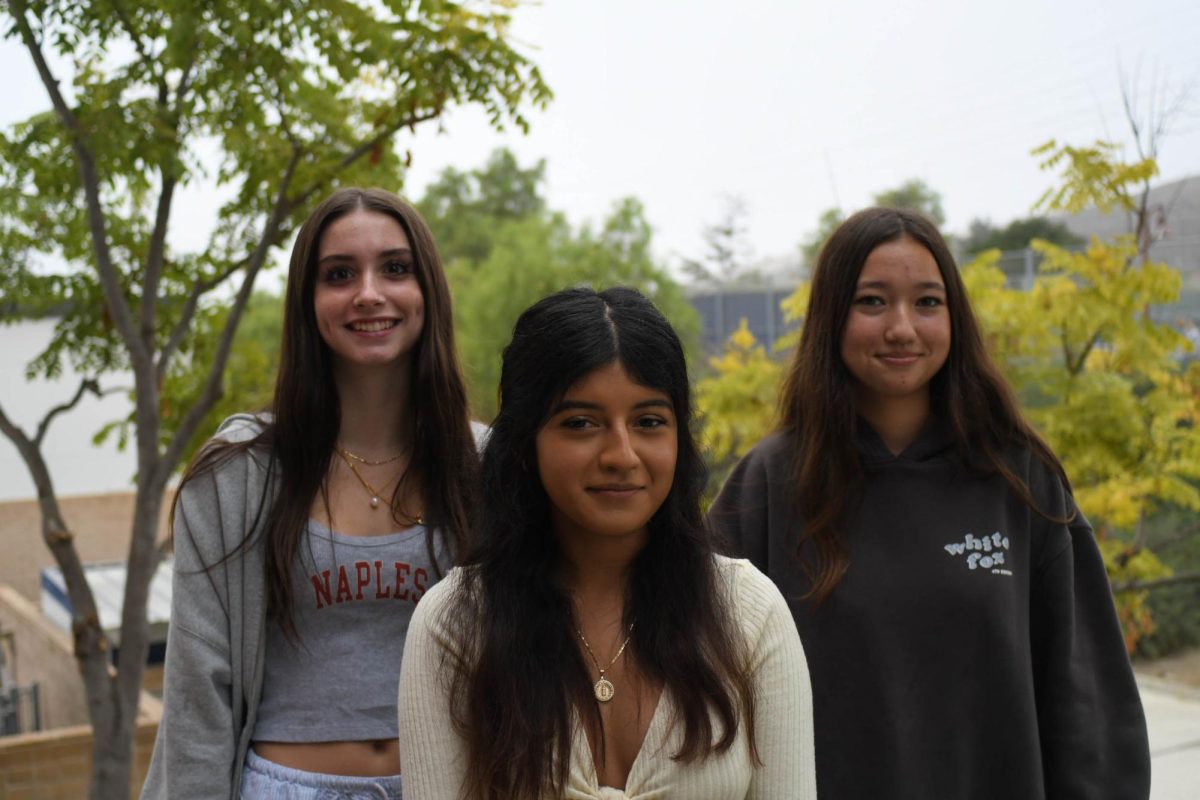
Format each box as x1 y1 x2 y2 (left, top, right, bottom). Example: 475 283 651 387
944 532 1011 571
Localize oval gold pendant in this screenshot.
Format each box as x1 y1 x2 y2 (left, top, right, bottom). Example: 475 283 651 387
594 677 615 703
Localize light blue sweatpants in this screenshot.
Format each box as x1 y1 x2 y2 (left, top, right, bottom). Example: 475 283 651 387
240 749 403 800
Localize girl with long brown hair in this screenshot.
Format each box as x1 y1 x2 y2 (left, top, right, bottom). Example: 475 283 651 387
709 207 1150 799
142 188 478 799
398 286 815 799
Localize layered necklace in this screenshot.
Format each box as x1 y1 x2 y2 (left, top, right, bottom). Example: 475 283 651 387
576 622 635 703
336 447 421 523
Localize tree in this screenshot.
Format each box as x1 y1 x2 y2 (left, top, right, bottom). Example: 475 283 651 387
694 320 781 491
961 215 1081 254
962 140 1199 648
453 197 699 420
0 1 549 795
419 148 548 267
873 178 945 226
681 195 761 288
799 207 844 267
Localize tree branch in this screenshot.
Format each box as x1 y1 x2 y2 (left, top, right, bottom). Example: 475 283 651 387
110 0 165 101
142 174 178 348
156 255 251 384
9 0 151 375
1113 572 1200 593
34 378 101 446
285 108 443 213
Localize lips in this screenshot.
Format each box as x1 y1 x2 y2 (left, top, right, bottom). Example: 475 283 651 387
348 319 398 333
587 484 643 496
876 352 921 364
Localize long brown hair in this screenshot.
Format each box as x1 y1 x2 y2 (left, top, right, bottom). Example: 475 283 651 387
447 288 757 799
779 206 1069 602
177 187 478 638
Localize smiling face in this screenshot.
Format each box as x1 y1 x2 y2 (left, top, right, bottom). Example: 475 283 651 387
840 235 951 416
312 208 425 372
535 361 678 549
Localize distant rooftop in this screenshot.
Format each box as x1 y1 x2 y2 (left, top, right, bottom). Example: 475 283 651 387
40 560 172 650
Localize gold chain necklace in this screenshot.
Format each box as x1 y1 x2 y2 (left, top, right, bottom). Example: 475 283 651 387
576 622 634 703
336 449 395 511
338 446 403 466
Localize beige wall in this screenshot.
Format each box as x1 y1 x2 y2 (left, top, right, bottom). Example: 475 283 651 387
0 491 172 604
0 586 89 730
0 697 160 800
0 582 163 798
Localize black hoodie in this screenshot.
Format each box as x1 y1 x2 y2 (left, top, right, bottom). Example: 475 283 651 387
709 421 1150 800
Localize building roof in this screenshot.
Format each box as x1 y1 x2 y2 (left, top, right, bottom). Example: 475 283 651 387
39 559 172 647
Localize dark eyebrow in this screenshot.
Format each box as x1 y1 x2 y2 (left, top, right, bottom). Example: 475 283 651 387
318 247 413 266
857 279 945 291
548 397 673 415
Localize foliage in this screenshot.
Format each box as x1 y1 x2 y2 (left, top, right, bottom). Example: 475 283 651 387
959 142 1200 648
419 150 698 421
800 207 845 267
1135 507 1200 658
873 178 946 225
1032 139 1159 216
695 319 781 487
419 148 547 268
453 199 699 420
0 1 549 794
961 216 1081 255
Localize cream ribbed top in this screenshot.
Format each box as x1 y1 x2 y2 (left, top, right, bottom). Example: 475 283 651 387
397 556 816 800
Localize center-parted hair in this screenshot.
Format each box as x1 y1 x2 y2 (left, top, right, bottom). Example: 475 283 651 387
446 286 758 800
778 207 1069 601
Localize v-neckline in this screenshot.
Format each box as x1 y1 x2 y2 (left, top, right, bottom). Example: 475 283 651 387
576 687 669 794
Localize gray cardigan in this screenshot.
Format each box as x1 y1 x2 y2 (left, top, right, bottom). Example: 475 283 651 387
141 414 274 799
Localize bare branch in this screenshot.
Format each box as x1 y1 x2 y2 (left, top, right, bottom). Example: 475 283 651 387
34 378 101 446
1113 572 1200 593
9 0 151 376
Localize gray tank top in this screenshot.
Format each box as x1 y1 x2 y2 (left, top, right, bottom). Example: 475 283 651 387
252 519 444 742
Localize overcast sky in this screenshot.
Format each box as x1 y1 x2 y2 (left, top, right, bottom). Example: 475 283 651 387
2 0 1200 499
3 0 1200 269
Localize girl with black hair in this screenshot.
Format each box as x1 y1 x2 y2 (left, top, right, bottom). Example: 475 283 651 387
142 188 479 799
710 207 1150 799
398 286 815 799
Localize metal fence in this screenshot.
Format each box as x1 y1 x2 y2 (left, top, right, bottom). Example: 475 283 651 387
0 684 41 736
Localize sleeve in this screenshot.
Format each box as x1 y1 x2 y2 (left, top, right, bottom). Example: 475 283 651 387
398 578 471 800
707 443 773 570
1030 503 1151 800
140 472 239 800
739 565 817 800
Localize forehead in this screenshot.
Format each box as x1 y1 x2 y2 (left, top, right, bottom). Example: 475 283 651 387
858 236 943 285
559 362 671 404
318 208 410 254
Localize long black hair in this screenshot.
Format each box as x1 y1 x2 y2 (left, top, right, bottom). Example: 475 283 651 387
174 187 478 638
444 286 757 799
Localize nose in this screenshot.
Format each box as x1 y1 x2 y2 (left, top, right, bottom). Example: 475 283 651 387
883 306 917 343
598 426 639 472
354 272 384 309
